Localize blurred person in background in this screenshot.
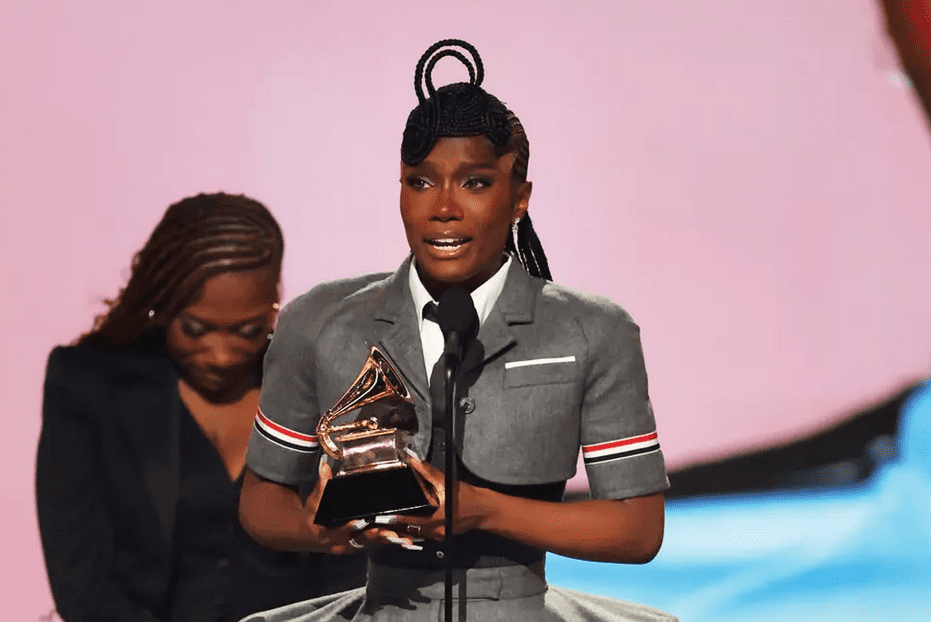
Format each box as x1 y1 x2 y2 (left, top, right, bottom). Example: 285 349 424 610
36 193 366 622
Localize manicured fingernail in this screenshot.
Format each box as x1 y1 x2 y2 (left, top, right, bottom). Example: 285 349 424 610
350 519 370 531
387 536 423 551
374 515 399 525
403 447 420 460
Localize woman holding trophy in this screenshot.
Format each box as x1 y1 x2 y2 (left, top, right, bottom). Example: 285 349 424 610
239 40 676 621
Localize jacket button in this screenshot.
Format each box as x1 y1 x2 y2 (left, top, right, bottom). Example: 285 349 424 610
435 438 446 451
458 397 475 414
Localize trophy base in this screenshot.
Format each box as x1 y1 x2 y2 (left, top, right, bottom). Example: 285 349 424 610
313 466 436 527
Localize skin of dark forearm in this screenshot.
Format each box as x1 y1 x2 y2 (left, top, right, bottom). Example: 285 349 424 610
469 487 665 564
240 452 666 563
238 468 323 552
239 466 407 555
402 455 665 564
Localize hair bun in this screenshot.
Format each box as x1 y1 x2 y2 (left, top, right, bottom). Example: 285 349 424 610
401 39 510 164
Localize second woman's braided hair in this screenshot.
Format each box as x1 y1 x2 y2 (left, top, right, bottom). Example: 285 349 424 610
401 39 551 281
79 192 283 348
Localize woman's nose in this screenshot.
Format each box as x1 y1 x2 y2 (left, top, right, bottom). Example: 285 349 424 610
432 186 461 221
202 337 240 369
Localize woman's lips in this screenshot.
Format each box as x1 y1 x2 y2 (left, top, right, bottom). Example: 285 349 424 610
190 371 226 390
425 237 469 254
203 370 225 383
190 365 242 389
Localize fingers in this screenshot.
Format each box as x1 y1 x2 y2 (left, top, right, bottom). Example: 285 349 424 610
370 514 425 549
400 522 423 538
406 454 437 481
307 460 427 553
386 534 424 551
383 521 431 547
303 458 333 515
381 514 445 541
404 448 437 478
318 457 333 481
404 454 445 507
342 520 423 552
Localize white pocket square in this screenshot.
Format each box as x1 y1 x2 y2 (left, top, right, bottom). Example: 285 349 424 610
504 355 576 369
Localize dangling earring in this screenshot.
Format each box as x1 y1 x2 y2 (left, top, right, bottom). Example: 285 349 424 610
512 219 520 237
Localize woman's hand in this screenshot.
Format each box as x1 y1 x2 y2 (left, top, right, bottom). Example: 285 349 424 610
352 452 666 564
303 460 423 554
385 452 494 541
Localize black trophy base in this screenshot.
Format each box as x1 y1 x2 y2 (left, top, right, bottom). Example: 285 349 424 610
314 466 436 527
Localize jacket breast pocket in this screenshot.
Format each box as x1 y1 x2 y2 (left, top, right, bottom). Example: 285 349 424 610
465 356 583 483
503 355 579 387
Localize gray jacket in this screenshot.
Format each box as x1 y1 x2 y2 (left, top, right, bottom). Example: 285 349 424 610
247 257 668 500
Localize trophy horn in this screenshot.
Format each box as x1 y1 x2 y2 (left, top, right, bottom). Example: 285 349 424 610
316 345 414 460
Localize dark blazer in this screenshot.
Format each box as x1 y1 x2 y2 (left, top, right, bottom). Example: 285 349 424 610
36 343 363 622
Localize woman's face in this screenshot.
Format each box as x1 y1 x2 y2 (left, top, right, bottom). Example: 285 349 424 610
400 136 531 297
166 266 279 402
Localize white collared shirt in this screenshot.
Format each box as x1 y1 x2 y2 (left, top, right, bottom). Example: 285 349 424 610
408 254 512 384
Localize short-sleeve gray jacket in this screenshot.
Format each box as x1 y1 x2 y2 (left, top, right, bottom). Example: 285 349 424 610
247 257 669 500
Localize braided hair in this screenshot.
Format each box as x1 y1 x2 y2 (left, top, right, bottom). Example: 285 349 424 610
401 39 551 280
78 192 284 348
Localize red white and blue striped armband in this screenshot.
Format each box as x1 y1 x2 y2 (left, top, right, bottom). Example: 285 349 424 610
253 408 319 453
582 431 661 465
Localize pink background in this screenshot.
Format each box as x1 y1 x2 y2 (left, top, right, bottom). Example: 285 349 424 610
2 0 930 618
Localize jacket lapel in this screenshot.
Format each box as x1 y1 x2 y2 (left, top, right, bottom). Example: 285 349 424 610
113 352 181 545
464 260 539 376
374 258 431 405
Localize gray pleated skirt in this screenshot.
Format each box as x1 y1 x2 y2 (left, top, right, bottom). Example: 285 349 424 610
240 561 677 622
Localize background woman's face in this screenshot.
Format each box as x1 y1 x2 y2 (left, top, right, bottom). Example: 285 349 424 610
400 136 531 297
166 266 279 400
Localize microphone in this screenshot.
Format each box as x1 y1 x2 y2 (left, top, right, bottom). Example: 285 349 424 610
437 286 479 365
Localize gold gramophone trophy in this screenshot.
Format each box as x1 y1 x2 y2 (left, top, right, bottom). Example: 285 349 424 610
313 345 437 526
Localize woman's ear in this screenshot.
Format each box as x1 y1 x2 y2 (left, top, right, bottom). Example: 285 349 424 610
514 180 532 222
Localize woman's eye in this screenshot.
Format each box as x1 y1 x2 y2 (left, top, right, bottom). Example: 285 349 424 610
180 320 207 338
236 325 266 340
463 177 491 190
405 176 431 190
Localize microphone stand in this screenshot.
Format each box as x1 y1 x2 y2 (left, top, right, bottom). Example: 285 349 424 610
442 346 460 622
435 286 477 622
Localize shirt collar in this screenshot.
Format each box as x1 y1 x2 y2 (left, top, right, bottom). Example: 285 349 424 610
408 254 513 330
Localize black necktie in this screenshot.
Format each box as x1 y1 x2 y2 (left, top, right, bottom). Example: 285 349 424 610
422 302 448 470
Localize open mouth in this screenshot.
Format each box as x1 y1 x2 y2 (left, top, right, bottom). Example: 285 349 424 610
426 237 469 252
